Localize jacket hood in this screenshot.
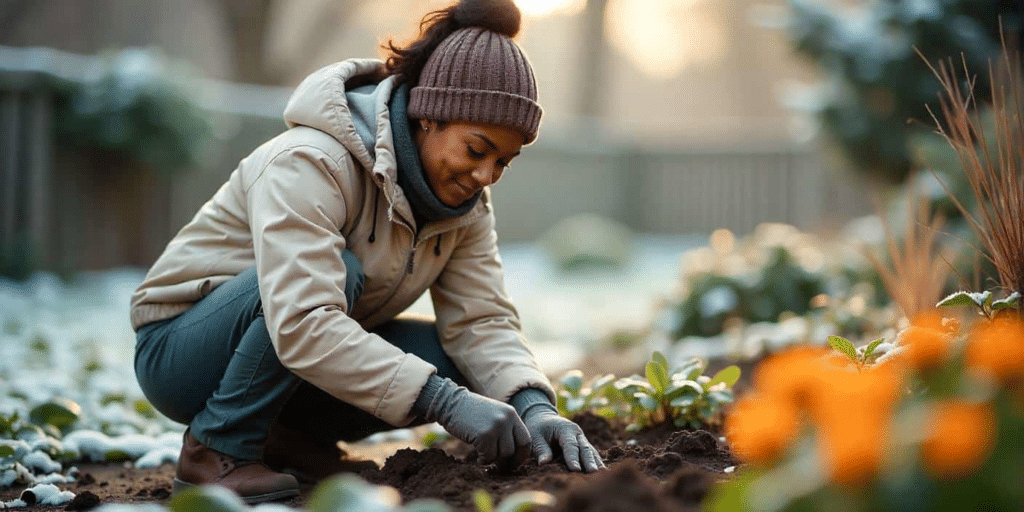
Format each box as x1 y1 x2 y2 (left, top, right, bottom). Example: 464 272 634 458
283 59 392 176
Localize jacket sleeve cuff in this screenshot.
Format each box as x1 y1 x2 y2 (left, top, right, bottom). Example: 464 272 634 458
509 387 557 418
411 373 446 419
374 354 437 426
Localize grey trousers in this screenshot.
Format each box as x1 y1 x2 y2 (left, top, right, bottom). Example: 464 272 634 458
134 251 468 460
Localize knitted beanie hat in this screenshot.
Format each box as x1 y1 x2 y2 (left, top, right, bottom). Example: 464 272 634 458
408 27 543 144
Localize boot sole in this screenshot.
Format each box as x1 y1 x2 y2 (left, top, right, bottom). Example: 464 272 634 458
173 478 299 505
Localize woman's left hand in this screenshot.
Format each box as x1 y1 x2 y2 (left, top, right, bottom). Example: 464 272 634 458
521 408 606 473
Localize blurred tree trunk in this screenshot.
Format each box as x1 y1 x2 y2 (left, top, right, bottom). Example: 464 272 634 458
218 0 280 85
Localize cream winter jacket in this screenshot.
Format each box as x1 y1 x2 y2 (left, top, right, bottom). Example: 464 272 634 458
129 59 553 426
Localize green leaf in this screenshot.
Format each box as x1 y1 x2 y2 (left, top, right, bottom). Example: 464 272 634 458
708 366 741 388
309 474 402 512
665 380 703 401
677 358 706 381
827 336 858 362
708 389 735 405
495 490 556 512
169 485 248 512
473 489 494 512
104 450 131 462
937 290 979 308
559 370 584 394
589 374 616 393
992 292 1021 311
134 400 158 419
670 395 698 408
0 445 14 458
652 351 670 373
29 399 81 431
636 393 659 411
863 338 885 361
645 361 669 395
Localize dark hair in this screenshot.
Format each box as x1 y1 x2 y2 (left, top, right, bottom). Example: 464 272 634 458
384 0 521 86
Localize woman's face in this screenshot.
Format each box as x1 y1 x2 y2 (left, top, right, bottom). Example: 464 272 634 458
413 119 524 207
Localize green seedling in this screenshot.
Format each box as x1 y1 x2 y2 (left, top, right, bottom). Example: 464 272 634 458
555 370 616 418
828 335 886 372
937 290 1020 319
614 352 740 431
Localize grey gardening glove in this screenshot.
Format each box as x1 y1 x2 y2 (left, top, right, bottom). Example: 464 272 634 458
510 388 606 473
413 374 531 468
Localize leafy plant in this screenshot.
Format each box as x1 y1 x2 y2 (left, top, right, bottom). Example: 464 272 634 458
827 335 886 372
938 289 1020 319
612 352 740 431
49 48 213 176
555 370 616 418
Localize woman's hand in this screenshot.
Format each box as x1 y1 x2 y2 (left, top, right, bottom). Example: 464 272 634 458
510 387 605 473
416 376 532 467
520 406 605 472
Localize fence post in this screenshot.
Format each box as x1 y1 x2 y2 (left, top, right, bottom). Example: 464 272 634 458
26 89 53 269
1 91 20 262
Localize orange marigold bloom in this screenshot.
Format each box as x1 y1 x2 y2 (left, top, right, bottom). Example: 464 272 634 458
807 363 905 428
920 400 997 479
898 315 955 370
966 316 1024 382
753 345 831 407
725 394 802 465
817 413 889 487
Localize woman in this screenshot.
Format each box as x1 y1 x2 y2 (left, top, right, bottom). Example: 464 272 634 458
129 0 604 504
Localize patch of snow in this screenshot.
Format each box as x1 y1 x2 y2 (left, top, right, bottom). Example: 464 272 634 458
94 505 168 512
62 430 182 463
2 499 25 508
21 483 74 506
134 446 178 469
0 469 17 487
33 473 72 485
20 452 61 474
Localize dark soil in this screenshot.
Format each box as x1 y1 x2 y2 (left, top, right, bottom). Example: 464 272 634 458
358 413 736 512
0 413 736 511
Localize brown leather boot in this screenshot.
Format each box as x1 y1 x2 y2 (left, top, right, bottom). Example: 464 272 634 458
174 429 299 504
263 420 379 484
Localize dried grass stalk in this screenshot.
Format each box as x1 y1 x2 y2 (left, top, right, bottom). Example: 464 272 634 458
866 189 956 320
920 35 1024 300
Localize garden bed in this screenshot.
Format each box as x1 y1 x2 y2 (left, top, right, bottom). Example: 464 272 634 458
0 413 736 511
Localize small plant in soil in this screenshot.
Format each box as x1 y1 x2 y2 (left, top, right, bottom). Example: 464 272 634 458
558 352 740 432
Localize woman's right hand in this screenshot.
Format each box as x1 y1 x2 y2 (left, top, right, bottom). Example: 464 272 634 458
418 376 531 467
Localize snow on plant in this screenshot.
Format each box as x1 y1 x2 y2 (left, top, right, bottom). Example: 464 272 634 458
1 272 183 499
557 352 740 431
709 311 1024 511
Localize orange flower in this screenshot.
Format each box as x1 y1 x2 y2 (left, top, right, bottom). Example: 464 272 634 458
966 316 1024 382
807 363 905 427
753 346 831 407
920 400 997 479
898 311 956 370
817 412 889 487
725 394 802 465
